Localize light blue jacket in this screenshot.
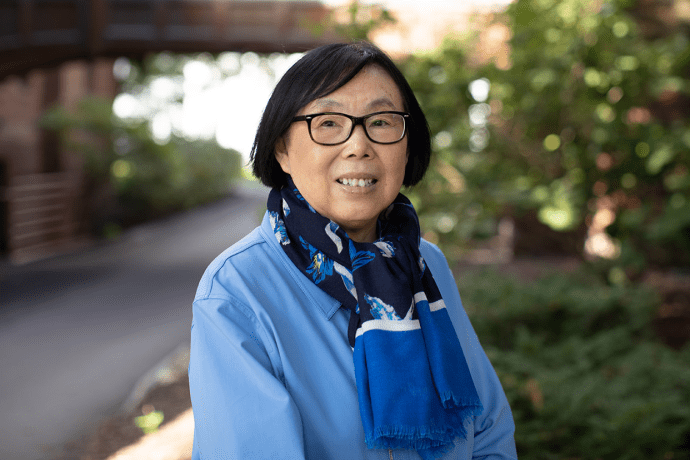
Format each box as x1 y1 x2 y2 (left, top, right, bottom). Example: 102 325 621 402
189 212 517 459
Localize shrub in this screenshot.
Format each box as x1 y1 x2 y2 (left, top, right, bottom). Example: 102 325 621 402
41 96 241 235
457 268 690 459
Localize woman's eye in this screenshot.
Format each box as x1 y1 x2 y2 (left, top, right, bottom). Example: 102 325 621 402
368 117 394 128
314 117 343 129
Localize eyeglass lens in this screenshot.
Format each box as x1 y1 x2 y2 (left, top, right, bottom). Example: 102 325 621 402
309 113 405 145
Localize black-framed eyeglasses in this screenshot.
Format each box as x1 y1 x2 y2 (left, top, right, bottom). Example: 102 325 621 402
291 111 410 146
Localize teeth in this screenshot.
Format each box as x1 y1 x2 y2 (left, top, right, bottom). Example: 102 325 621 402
339 178 374 187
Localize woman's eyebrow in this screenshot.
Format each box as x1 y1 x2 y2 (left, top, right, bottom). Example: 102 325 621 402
311 98 344 110
309 97 399 112
365 98 397 111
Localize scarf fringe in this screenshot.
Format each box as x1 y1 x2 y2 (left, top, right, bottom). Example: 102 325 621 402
365 403 483 458
366 425 455 450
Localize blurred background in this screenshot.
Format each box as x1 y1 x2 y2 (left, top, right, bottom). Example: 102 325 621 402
0 0 689 459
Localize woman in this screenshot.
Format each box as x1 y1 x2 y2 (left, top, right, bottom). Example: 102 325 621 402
189 42 517 459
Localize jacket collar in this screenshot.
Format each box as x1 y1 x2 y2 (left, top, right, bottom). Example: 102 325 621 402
259 211 342 320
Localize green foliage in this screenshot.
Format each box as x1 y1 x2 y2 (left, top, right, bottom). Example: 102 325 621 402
134 410 164 434
402 38 501 262
458 269 690 459
308 0 396 41
333 1 396 40
402 0 690 267
41 96 241 234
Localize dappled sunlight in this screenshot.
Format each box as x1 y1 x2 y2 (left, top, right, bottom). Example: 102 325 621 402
585 206 621 260
112 52 304 164
468 78 491 152
113 93 142 119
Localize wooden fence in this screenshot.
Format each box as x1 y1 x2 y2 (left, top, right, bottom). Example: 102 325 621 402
5 172 82 263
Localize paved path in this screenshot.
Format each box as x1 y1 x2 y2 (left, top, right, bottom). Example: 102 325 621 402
0 182 269 460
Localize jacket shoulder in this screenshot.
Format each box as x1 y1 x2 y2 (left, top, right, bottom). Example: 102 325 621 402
420 238 451 272
194 225 272 301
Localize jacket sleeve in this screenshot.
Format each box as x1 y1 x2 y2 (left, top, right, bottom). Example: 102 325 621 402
189 295 306 460
421 242 518 460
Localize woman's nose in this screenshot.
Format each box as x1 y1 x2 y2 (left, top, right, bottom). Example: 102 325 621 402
343 125 372 158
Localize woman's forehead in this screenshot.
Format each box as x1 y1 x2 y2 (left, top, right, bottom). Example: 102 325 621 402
302 65 403 114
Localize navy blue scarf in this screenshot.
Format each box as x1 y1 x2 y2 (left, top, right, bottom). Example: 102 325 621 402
267 180 482 459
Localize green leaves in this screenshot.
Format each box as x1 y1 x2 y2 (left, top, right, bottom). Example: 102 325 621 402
41 96 242 236
134 409 164 434
457 268 689 459
402 0 689 267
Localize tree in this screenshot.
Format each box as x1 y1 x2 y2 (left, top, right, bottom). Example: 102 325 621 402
402 0 690 270
42 96 241 236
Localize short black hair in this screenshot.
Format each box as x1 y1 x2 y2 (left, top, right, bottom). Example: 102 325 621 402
250 41 431 189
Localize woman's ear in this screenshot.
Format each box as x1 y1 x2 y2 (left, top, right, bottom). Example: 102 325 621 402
275 137 291 175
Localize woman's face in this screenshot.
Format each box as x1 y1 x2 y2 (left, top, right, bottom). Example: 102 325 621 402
275 65 408 243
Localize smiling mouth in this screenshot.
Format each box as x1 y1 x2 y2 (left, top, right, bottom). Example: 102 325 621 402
337 178 377 187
